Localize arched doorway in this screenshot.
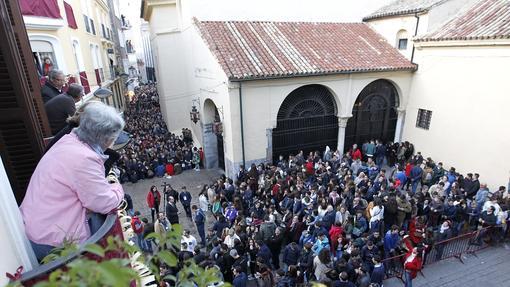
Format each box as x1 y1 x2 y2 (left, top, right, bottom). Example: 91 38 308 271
203 99 225 170
344 79 399 151
272 85 338 160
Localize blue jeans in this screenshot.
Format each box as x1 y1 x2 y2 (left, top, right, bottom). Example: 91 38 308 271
411 180 420 194
405 271 413 287
136 233 148 251
30 240 55 262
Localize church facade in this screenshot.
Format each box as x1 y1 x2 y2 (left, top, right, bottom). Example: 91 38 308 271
142 0 510 188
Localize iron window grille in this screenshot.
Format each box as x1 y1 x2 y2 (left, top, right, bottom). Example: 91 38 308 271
416 109 432 130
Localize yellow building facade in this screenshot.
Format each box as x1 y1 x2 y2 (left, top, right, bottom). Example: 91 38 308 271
22 0 125 108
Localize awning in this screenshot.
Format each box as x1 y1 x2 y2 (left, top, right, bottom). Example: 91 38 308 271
19 0 61 19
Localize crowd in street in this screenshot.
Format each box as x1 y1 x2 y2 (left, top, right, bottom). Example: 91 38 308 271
122 87 510 287
117 84 203 184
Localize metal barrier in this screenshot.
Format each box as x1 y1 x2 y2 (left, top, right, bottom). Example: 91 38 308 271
382 225 507 281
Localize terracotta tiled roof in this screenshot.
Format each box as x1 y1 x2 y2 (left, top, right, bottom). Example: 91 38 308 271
363 0 446 21
195 20 416 81
416 0 510 42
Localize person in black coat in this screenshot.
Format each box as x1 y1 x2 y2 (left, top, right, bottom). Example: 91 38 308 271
166 196 179 224
41 70 65 103
44 83 83 134
179 186 192 217
282 242 301 271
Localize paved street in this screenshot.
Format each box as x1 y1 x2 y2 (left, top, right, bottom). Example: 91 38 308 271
384 244 510 287
122 168 223 238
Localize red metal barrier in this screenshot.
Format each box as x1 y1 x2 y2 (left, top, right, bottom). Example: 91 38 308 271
382 224 507 280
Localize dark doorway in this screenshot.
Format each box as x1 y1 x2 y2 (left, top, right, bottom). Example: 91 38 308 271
217 134 225 170
344 79 399 152
214 107 225 170
272 85 338 161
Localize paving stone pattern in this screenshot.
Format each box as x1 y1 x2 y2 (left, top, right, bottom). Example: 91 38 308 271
122 169 223 237
384 244 510 287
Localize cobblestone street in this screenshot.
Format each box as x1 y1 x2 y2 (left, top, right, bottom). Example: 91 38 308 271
122 168 223 238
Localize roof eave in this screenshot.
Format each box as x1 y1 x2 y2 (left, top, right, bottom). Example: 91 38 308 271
363 9 427 21
228 66 417 82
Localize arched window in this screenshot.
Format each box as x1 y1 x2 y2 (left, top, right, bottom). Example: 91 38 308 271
30 40 58 77
72 39 85 72
396 29 409 50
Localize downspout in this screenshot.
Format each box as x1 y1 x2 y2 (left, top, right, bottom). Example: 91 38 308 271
411 13 420 64
238 82 246 167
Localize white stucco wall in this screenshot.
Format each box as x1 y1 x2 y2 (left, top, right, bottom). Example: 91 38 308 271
235 71 413 167
402 42 510 190
0 158 37 286
365 14 429 59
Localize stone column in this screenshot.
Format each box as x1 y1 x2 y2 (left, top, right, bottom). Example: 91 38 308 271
337 116 351 154
394 109 406 143
266 128 273 162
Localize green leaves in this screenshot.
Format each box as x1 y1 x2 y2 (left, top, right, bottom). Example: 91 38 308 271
157 250 178 267
83 243 105 257
13 224 225 287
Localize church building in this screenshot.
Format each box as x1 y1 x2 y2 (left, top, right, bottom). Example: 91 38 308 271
142 0 510 188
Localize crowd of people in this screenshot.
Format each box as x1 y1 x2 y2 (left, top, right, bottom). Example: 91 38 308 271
117 84 203 183
120 86 510 287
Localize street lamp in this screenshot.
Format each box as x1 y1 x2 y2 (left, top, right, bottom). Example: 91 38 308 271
93 87 113 99
190 105 200 124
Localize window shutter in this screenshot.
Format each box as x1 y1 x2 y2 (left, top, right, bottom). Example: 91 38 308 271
0 0 50 204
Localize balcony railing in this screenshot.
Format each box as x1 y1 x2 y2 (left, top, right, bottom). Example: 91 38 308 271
18 213 127 286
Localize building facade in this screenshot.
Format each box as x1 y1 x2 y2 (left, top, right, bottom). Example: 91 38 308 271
141 0 416 179
21 0 126 110
143 0 510 189
365 0 510 189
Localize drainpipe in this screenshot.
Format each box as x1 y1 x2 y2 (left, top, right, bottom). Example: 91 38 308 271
239 82 246 168
411 13 420 64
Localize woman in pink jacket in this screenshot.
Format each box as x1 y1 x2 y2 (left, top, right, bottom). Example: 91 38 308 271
20 102 125 261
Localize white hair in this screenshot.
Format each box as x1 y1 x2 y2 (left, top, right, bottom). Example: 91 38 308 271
74 102 125 150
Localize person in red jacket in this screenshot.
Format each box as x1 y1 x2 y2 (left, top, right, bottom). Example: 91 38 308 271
351 144 362 161
147 185 161 223
329 222 343 252
403 239 423 287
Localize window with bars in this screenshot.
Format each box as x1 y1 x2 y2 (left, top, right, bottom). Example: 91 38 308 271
416 109 432 130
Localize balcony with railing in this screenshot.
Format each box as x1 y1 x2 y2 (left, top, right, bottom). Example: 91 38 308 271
120 14 131 30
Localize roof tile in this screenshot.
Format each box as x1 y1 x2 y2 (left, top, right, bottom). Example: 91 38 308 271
195 20 416 80
416 0 510 42
363 0 446 21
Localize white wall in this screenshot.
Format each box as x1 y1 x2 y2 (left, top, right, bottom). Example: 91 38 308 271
365 14 429 59
0 158 37 286
236 71 413 166
403 43 510 190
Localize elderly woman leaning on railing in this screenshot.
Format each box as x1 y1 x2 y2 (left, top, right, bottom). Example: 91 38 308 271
20 101 126 262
